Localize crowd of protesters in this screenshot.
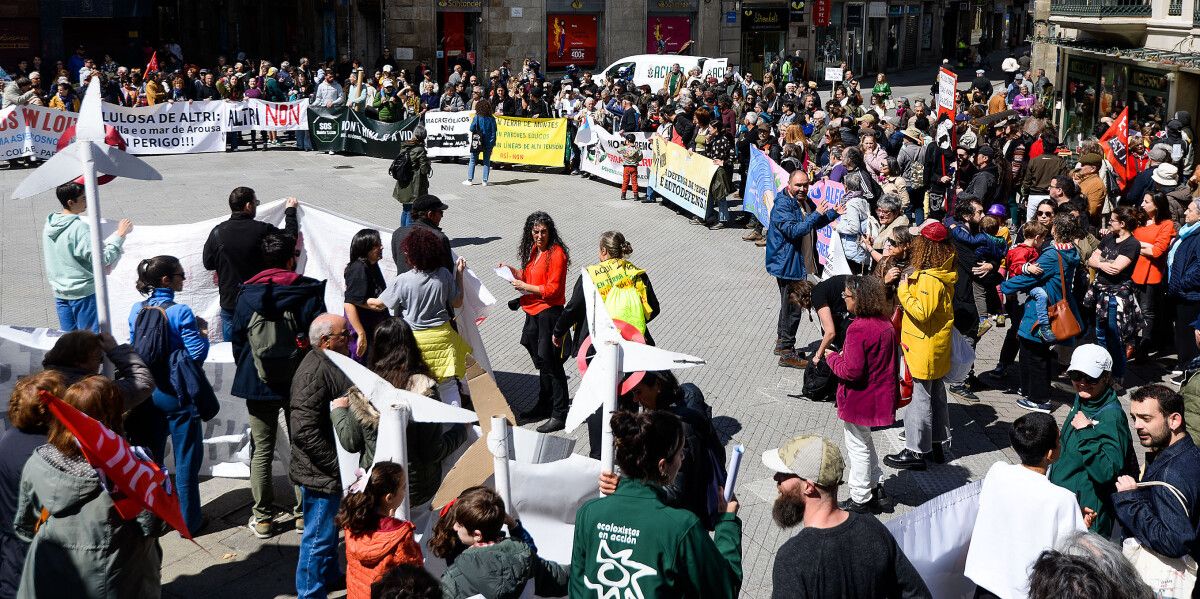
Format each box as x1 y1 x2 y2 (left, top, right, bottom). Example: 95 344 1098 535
4 39 1200 599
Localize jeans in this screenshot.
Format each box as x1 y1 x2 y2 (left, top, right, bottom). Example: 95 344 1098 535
295 129 313 151
776 278 804 348
221 308 236 342
904 378 948 454
843 422 883 502
247 400 303 522
54 295 99 332
295 488 341 599
1095 297 1126 379
1029 287 1050 330
467 146 492 182
125 389 204 533
400 204 413 228
906 187 925 225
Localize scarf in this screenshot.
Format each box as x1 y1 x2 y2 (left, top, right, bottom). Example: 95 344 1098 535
1168 220 1200 270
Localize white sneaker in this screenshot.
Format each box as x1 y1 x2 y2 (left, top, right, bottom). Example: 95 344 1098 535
462 180 474 186
481 181 489 187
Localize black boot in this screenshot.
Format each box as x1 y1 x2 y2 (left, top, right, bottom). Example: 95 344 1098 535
536 418 566 433
883 449 927 471
930 444 946 464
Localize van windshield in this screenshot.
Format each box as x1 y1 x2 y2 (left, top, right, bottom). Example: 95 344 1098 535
606 62 634 80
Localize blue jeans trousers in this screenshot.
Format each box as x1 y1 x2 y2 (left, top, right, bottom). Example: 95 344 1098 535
467 147 492 182
221 308 235 342
400 204 413 228
55 295 99 332
1094 297 1126 379
295 488 341 599
126 389 204 533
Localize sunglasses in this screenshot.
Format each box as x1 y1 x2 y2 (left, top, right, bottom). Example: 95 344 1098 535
1038 210 1054 216
1068 371 1099 383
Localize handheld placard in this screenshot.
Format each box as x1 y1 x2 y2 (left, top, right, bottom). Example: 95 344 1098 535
723 444 744 502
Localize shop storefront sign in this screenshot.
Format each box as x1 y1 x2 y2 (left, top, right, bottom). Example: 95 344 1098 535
547 14 599 68
742 7 789 30
868 2 888 17
1129 69 1169 93
546 0 605 10
889 5 904 15
813 0 832 26
651 0 700 10
436 0 482 11
790 0 808 21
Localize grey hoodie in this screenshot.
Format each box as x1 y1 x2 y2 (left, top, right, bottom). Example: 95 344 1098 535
14 445 162 599
42 212 125 300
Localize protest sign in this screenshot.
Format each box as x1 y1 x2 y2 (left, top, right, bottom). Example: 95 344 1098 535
424 110 474 158
221 98 311 132
649 136 719 219
575 116 651 187
0 101 224 159
307 106 421 159
809 178 846 265
493 116 568 167
886 480 982 599
937 67 958 119
742 144 789 225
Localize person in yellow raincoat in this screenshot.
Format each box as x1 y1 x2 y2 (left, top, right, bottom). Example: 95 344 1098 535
371 227 471 407
884 221 958 472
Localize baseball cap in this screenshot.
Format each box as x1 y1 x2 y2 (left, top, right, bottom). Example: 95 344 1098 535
412 195 449 212
857 113 876 123
976 69 985 75
382 64 393 72
1080 153 1103 167
1068 344 1113 379
761 435 845 488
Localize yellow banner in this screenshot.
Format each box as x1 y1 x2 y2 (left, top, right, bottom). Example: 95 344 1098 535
493 116 568 167
649 136 719 219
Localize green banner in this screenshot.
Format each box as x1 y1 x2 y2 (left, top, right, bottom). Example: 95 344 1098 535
307 107 421 158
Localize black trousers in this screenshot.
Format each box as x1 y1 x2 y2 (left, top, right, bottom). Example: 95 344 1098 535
1176 302 1200 368
777 278 804 348
521 307 569 420
1019 337 1053 403
997 293 1023 367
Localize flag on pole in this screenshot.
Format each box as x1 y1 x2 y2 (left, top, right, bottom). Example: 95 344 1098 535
1100 107 1133 192
145 51 159 74
39 390 192 539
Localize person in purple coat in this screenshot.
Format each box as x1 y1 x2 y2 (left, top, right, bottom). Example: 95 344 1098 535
824 275 899 514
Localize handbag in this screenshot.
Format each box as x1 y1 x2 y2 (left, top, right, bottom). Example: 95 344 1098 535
1047 251 1082 341
1122 481 1198 598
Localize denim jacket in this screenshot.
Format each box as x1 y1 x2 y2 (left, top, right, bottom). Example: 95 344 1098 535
1114 435 1200 560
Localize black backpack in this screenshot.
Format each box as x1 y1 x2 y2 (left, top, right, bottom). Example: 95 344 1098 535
131 301 175 391
801 354 838 403
389 148 415 187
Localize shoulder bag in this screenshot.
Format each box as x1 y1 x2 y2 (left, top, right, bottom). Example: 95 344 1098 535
1047 250 1082 341
1122 480 1198 597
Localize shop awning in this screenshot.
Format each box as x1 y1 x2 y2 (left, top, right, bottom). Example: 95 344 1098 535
1029 35 1200 73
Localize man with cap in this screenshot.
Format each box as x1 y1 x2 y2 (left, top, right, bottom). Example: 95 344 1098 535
1123 144 1172 205
1076 153 1107 225
959 145 999 208
764 435 931 598
971 69 991 98
1046 344 1138 537
391 195 453 274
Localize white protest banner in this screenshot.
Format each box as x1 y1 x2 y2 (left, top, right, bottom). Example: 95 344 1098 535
885 479 982 599
0 326 272 478
575 116 651 187
221 98 311 132
102 200 496 371
937 67 958 119
424 110 474 158
825 67 844 82
101 100 225 154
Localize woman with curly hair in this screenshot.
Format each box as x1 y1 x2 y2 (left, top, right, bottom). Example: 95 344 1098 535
336 461 423 599
372 227 470 407
499 212 572 430
884 222 958 471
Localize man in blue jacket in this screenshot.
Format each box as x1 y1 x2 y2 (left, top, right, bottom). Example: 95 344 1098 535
1114 384 1200 570
765 170 843 368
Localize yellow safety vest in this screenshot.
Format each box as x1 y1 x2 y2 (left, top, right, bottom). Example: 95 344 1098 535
584 259 653 334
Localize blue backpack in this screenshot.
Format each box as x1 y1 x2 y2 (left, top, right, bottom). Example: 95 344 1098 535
131 301 175 391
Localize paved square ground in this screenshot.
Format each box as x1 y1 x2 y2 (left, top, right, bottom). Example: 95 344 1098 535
0 133 1164 597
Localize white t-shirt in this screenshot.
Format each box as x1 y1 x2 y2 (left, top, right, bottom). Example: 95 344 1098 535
964 462 1087 599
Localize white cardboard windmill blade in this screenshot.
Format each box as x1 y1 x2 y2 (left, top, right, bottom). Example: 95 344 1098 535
325 350 478 520
565 274 705 472
11 80 161 334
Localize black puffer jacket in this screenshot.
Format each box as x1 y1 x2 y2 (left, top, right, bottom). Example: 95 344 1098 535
288 349 353 493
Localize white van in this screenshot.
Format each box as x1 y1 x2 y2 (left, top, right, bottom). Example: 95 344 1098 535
595 54 729 91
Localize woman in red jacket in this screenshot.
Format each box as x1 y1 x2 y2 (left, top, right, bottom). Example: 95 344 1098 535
1131 192 1176 357
824 275 898 514
500 212 571 432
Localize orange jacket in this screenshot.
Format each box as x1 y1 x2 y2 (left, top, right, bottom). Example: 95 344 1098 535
1131 219 1176 285
518 244 568 316
344 518 424 599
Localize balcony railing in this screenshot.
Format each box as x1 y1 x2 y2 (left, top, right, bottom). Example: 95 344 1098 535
1049 0 1152 16
1195 0 1199 24
1170 0 1181 14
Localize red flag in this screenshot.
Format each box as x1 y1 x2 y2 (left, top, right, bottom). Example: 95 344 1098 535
1100 108 1133 192
145 51 158 74
39 391 191 539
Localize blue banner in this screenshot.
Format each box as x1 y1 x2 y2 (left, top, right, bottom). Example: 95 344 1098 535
742 145 788 225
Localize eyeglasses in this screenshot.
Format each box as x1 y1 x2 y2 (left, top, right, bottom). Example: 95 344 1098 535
323 330 350 340
1068 371 1100 384
841 291 854 299
1038 210 1054 216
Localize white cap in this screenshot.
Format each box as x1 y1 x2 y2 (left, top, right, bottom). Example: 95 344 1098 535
1068 344 1113 379
383 64 394 72
976 69 985 75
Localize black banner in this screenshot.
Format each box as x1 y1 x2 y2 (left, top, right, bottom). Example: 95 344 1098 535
307 107 422 159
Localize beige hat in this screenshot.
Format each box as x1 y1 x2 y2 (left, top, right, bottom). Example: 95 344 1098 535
762 435 845 488
1152 163 1179 186
902 127 924 142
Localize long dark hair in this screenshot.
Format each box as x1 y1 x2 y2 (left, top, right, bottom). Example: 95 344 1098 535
369 317 433 391
335 461 407 537
518 211 570 268
1143 192 1171 224
349 228 382 263
135 255 182 295
611 410 684 484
